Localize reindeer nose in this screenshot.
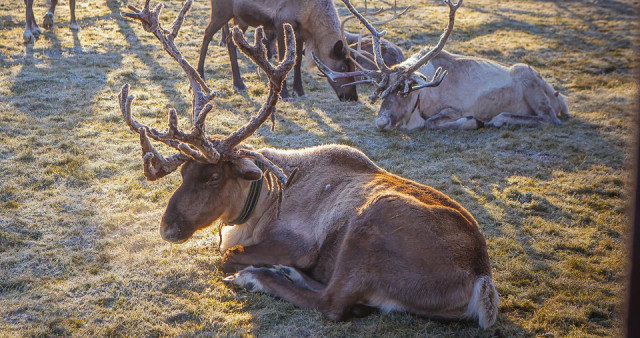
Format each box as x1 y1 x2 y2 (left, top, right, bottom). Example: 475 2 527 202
159 224 189 244
160 214 190 244
376 116 390 130
339 92 358 102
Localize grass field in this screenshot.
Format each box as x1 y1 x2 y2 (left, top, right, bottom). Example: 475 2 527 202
0 0 637 336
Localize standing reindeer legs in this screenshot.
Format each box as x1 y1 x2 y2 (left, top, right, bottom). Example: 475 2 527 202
315 0 462 102
119 0 296 185
24 0 78 44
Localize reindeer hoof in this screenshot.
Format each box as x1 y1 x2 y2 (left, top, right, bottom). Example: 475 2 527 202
224 267 265 292
43 12 54 29
33 25 42 37
69 22 80 31
23 30 35 44
233 85 247 94
274 265 304 284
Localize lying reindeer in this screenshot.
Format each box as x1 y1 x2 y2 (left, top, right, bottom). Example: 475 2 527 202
373 52 569 131
120 0 498 328
316 0 568 131
23 0 79 44
197 0 358 101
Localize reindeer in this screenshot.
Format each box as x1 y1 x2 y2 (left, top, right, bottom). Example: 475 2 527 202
316 0 568 131
197 0 358 101
375 55 569 130
23 0 79 44
120 0 498 328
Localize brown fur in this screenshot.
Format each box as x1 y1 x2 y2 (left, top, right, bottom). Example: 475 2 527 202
159 144 498 328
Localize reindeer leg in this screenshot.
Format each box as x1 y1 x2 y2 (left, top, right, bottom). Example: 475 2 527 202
225 265 365 321
292 31 305 97
276 22 292 100
219 23 228 47
42 0 57 29
424 108 464 129
486 112 547 128
522 71 562 125
221 234 318 274
197 6 230 79
227 24 247 92
430 116 484 130
24 0 36 43
69 0 78 31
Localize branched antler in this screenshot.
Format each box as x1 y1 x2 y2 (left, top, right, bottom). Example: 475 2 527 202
122 0 215 122
118 0 296 184
340 4 412 71
317 0 462 102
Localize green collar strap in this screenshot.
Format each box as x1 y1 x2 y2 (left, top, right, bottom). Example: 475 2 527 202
228 161 264 225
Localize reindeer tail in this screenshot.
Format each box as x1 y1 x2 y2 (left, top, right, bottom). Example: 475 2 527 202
465 276 499 329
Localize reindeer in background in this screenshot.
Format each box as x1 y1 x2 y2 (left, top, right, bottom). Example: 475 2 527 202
316 0 568 131
197 0 358 101
119 0 498 328
23 0 78 44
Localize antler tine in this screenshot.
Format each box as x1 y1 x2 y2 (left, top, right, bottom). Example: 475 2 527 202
140 129 190 181
402 0 462 75
410 67 448 91
217 24 296 157
120 1 223 167
340 0 389 73
121 0 216 123
205 24 297 185
118 84 189 180
370 5 412 27
313 53 378 82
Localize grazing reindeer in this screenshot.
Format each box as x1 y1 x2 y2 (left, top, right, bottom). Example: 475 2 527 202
120 0 498 329
197 0 358 101
23 0 78 44
316 0 568 131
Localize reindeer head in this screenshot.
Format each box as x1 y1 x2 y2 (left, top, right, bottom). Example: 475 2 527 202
119 0 295 243
315 0 462 125
323 39 359 102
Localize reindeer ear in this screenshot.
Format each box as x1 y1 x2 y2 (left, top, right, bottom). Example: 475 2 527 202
331 40 346 59
232 158 263 181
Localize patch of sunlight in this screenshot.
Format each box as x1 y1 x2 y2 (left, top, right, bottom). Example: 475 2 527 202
464 29 553 53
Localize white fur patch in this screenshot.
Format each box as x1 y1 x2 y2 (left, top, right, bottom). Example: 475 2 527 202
465 276 499 329
365 293 405 313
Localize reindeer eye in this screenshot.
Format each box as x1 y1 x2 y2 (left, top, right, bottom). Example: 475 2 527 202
339 65 347 72
207 172 222 184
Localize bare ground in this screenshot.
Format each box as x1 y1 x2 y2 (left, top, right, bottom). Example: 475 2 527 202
0 0 637 336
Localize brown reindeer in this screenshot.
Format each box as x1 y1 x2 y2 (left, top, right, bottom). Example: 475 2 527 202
23 0 78 44
197 0 358 101
120 0 498 328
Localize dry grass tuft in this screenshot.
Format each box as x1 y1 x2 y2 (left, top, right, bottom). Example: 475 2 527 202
0 0 636 336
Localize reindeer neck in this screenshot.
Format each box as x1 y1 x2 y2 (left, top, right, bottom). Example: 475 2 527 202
219 154 285 251
302 2 342 62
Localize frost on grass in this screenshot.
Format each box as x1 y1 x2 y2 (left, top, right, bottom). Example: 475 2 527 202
0 0 636 336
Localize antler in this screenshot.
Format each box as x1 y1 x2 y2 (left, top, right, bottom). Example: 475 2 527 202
318 0 462 102
118 0 296 183
121 0 215 122
340 4 412 71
